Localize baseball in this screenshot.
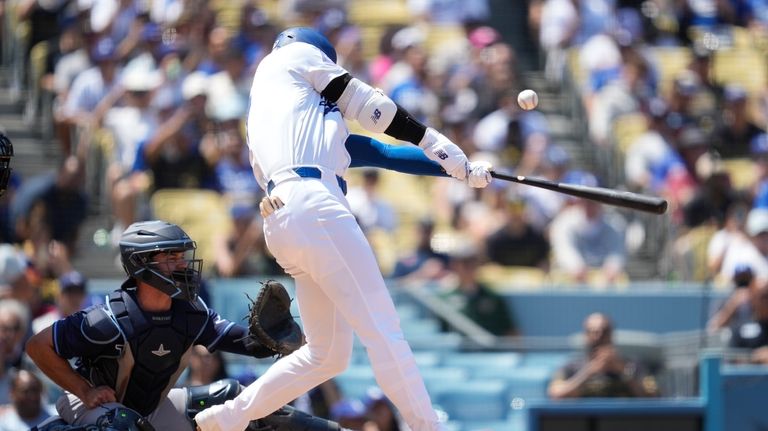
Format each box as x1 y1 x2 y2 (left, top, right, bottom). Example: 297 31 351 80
517 89 538 110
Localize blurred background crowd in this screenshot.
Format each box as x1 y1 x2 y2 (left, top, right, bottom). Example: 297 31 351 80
3 0 768 429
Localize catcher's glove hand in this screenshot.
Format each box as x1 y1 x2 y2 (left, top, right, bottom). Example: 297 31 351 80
246 280 305 357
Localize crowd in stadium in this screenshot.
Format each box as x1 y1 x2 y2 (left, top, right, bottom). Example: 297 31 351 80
3 0 768 429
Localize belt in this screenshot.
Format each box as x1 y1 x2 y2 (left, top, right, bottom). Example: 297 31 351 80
267 167 347 195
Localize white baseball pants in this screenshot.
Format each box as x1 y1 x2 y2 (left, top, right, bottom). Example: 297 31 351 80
200 174 441 431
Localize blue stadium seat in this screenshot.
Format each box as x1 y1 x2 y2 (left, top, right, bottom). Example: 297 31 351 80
435 380 510 421
442 352 522 371
518 351 571 369
420 367 471 395
335 366 377 399
503 367 552 401
401 318 442 336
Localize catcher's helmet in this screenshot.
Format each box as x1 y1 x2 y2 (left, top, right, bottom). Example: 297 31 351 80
119 220 202 302
0 132 14 196
272 27 337 63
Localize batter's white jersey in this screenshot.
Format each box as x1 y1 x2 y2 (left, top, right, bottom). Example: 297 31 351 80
246 42 351 189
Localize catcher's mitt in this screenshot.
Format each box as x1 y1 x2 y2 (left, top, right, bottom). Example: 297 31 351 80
246 280 304 357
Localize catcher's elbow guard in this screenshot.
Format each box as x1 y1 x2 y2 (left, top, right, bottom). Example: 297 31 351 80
336 78 397 133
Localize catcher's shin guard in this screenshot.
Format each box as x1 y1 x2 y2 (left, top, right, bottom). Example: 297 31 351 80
186 378 243 420
246 405 343 431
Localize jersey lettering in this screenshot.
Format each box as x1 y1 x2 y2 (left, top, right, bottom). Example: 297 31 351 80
320 98 339 116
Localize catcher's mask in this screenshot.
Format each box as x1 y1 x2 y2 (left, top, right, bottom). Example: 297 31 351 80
0 133 14 196
272 27 337 63
119 220 203 302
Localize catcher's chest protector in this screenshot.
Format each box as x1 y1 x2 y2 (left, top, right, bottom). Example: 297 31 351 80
108 291 208 415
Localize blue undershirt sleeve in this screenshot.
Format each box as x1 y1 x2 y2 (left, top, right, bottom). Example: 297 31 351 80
345 134 448 177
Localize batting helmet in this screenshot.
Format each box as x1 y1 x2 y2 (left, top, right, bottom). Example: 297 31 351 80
118 220 202 302
0 132 14 196
272 27 337 63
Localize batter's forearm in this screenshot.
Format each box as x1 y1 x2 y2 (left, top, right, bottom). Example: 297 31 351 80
346 135 447 177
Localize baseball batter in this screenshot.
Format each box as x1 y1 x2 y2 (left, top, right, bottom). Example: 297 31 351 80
194 28 492 431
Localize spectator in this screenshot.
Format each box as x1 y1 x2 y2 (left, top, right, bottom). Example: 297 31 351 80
329 398 368 430
203 111 275 278
346 169 398 235
133 72 216 193
363 387 403 431
104 66 163 235
390 217 450 281
729 278 768 364
708 264 754 332
182 345 229 387
548 313 657 398
714 84 763 159
438 245 517 336
707 199 751 278
0 245 34 304
0 369 52 431
624 98 676 193
718 208 768 282
0 299 31 369
31 270 88 334
549 173 627 284
485 192 550 269
681 152 735 229
10 155 88 257
56 36 121 155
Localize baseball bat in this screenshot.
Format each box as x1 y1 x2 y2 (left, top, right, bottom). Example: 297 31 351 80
490 171 668 214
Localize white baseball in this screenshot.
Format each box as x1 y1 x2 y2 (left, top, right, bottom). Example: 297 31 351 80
517 89 538 110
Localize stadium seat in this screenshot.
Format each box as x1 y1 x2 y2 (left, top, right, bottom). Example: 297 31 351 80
348 0 411 26
477 264 548 290
149 188 233 274
442 352 522 371
335 366 377 399
435 380 510 421
503 366 553 401
713 48 767 94
649 46 692 97
721 157 758 191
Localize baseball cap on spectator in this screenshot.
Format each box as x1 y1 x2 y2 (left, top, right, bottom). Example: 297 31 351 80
724 84 747 103
646 97 668 119
0 245 27 286
468 26 500 49
182 72 208 100
330 399 367 421
122 67 163 92
673 70 700 96
746 208 768 236
678 126 708 149
562 170 599 187
750 133 768 156
90 0 118 33
59 270 87 294
362 386 387 408
545 144 571 168
391 26 425 51
142 22 163 43
91 37 117 63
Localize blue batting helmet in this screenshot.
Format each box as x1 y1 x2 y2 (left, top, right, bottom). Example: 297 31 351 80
272 27 337 63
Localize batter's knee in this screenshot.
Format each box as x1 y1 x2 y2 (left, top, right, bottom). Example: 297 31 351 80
305 339 353 377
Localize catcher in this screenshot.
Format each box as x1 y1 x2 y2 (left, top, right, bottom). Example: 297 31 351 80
26 220 339 431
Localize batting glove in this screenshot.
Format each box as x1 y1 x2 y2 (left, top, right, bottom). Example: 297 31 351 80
259 196 284 218
467 160 493 188
419 127 469 181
